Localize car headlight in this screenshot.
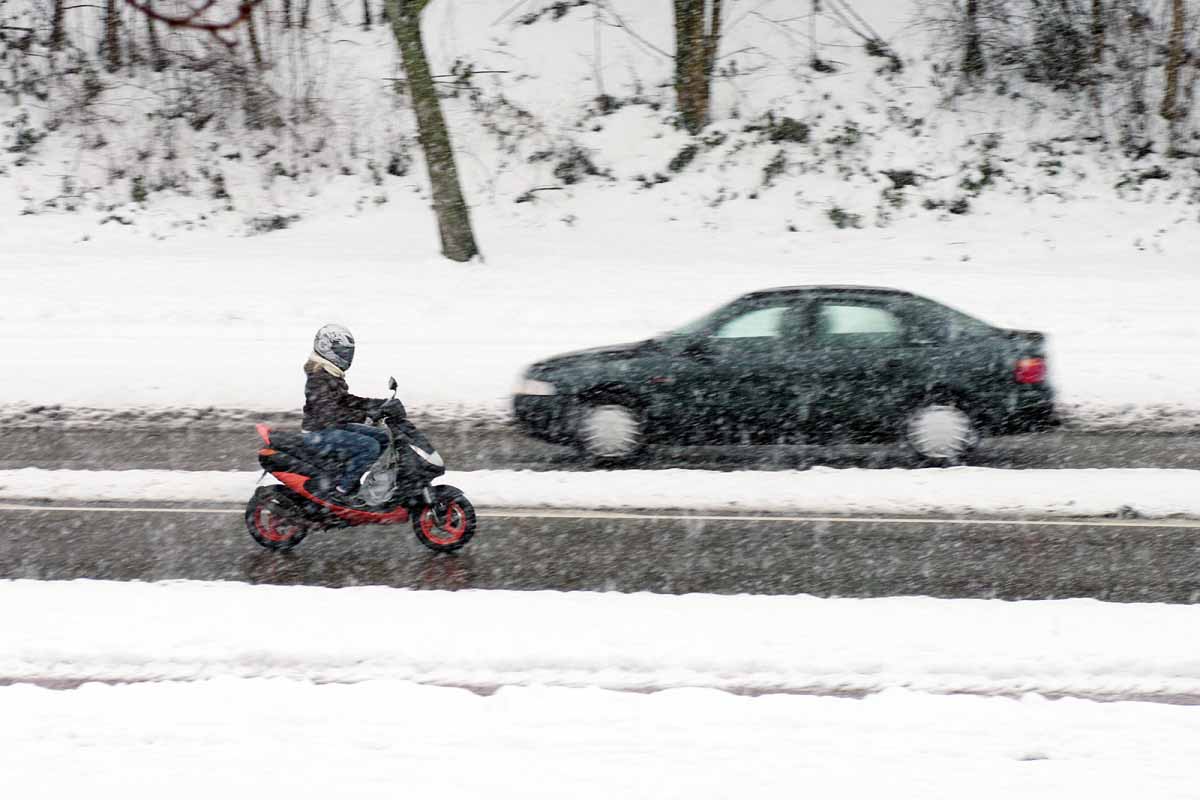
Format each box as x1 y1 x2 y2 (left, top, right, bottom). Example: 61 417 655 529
516 378 557 396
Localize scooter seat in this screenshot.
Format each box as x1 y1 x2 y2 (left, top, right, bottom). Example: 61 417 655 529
264 431 348 477
267 431 307 453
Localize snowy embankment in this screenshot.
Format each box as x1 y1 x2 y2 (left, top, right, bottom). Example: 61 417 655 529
2 221 1199 434
5 580 1200 798
5 579 1200 698
2 1 1200 432
1 466 1198 519
6 679 1200 800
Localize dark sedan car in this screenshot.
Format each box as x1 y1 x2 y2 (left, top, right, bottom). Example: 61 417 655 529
513 286 1058 465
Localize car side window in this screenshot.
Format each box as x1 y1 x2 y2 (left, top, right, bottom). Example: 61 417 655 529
814 302 903 348
712 305 790 339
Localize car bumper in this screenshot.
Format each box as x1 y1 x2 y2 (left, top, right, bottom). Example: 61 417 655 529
513 394 577 445
991 387 1061 435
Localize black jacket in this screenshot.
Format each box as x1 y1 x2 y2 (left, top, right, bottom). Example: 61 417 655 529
302 362 382 431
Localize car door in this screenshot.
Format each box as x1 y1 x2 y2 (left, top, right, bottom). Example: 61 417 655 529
804 296 932 440
665 297 814 444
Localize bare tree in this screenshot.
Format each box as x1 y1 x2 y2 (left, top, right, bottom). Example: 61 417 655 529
246 4 265 67
1092 0 1106 62
120 0 478 261
1161 0 1186 124
50 0 66 51
673 0 723 134
387 0 480 262
123 0 266 46
146 15 168 71
103 0 123 71
963 0 985 77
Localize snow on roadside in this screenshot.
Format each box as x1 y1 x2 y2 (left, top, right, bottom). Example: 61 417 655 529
9 676 1200 800
6 678 1199 800
0 466 1197 519
4 580 1200 699
4 1 1200 433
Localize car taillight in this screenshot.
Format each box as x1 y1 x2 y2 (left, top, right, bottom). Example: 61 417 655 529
1014 357 1046 384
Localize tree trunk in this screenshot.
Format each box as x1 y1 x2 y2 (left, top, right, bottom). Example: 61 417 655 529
300 0 312 29
146 14 167 71
387 0 480 262
125 7 142 69
247 7 265 68
363 0 373 30
704 0 722 81
102 0 122 72
50 0 65 51
673 0 722 134
1161 0 1185 122
963 0 985 77
1091 0 1105 62
282 0 292 28
810 0 819 66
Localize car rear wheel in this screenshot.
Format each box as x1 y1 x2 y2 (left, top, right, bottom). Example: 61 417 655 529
905 403 979 466
578 403 644 464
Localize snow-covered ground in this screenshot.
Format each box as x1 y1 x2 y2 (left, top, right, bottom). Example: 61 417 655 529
8 678 1199 799
2 2 1198 430
3 208 1199 431
4 580 1200 797
8 580 1200 694
4 3 1197 793
2 465 1198 518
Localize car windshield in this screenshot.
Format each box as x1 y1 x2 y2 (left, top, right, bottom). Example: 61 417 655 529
661 304 728 337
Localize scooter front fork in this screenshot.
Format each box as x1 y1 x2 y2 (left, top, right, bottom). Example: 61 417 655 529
421 486 445 526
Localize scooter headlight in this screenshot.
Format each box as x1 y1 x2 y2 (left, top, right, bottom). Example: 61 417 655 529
409 443 444 468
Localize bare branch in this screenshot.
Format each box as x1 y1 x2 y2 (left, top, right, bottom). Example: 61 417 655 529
593 0 672 60
122 0 266 47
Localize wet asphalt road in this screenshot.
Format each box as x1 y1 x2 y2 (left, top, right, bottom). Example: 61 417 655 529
4 424 1198 605
3 504 1198 603
2 424 1199 471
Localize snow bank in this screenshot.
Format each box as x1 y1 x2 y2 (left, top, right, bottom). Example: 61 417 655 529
1 4 1199 430
0 466 1197 519
6 677 1199 799
4 580 1200 699
5 580 1200 796
2 220 1199 432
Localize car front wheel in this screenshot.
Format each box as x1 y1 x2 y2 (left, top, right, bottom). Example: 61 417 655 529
905 402 979 466
578 403 644 464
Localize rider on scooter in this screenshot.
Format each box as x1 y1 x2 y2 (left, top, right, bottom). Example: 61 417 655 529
302 324 392 500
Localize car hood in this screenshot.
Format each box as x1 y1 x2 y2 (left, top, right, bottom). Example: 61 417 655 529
531 340 652 372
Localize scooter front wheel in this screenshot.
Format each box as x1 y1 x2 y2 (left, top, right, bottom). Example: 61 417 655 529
246 485 311 551
412 485 476 553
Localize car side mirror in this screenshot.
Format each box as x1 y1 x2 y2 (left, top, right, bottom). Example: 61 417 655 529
388 376 398 392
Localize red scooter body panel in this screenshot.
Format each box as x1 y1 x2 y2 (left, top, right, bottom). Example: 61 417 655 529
274 471 412 526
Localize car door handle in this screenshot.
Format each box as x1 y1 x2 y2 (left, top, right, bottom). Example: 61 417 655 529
882 357 903 370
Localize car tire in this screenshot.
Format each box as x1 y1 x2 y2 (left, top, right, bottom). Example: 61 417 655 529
577 403 644 465
904 402 979 466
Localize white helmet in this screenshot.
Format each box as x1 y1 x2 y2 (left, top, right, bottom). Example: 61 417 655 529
314 324 355 371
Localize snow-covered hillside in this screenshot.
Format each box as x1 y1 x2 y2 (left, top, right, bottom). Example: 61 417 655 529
3 1 1196 233
1 1 1197 426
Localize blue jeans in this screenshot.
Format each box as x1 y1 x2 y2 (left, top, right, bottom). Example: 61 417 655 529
303 425 386 491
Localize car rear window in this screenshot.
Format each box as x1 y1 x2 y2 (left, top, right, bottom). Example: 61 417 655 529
908 299 995 342
815 303 903 348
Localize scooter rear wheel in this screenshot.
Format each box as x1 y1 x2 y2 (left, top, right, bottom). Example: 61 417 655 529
246 485 311 551
413 485 476 553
